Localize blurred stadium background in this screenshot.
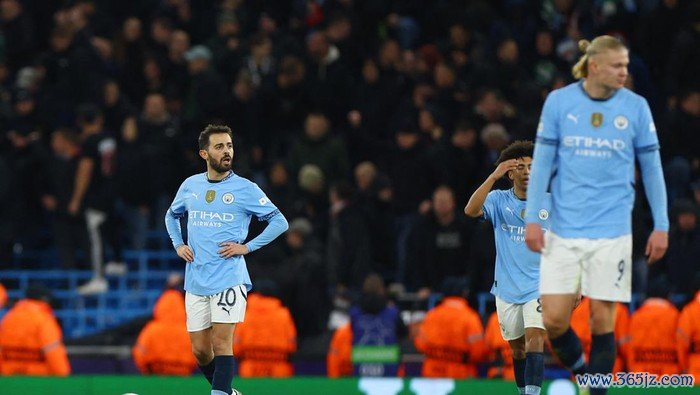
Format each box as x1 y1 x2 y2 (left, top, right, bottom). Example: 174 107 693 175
0 0 699 394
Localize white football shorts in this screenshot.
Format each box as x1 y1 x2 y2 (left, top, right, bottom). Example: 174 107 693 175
495 297 545 341
186 284 248 332
540 232 632 302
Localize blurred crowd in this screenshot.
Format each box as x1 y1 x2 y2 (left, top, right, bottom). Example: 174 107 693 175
0 0 699 337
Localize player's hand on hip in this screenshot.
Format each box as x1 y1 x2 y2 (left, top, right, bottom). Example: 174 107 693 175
525 223 545 253
176 245 194 263
219 242 249 258
491 159 519 179
645 230 668 265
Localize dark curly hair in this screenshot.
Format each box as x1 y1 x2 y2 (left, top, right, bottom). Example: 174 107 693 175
198 124 233 150
495 140 534 166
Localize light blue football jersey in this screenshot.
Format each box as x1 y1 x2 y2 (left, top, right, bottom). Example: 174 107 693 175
527 81 661 238
483 189 552 304
166 171 280 296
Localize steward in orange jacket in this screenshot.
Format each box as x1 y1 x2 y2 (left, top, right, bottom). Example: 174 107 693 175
677 290 700 384
414 279 485 378
327 323 353 377
233 289 297 377
485 312 514 380
628 293 680 375
570 297 630 372
0 286 70 376
0 282 7 308
133 288 197 375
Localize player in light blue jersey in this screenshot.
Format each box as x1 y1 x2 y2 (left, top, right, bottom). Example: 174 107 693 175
165 125 288 395
466 141 550 395
524 36 669 394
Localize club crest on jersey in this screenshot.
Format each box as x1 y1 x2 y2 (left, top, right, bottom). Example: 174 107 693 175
205 190 216 203
538 209 549 220
614 115 629 130
222 193 234 204
591 112 603 128
520 208 526 219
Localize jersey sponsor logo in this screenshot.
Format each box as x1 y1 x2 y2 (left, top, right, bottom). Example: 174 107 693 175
188 210 234 227
567 113 580 124
190 192 199 200
505 206 517 217
501 223 526 242
222 192 234 204
591 112 603 128
205 190 216 203
259 196 269 205
614 115 629 130
538 209 549 220
562 136 626 158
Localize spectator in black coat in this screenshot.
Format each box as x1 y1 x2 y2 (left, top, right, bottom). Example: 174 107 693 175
181 45 228 129
0 0 35 73
327 181 373 293
408 185 474 297
663 200 700 296
41 129 90 269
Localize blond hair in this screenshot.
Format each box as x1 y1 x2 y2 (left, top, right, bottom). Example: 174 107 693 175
571 35 626 79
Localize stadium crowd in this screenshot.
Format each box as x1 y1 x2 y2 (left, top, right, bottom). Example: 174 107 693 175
0 0 699 364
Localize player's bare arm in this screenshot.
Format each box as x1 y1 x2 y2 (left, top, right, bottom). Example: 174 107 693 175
464 159 518 217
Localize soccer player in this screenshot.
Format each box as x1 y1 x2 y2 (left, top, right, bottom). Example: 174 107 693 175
465 140 550 395
165 125 289 395
525 36 669 394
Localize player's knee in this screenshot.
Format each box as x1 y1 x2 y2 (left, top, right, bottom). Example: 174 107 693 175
509 336 526 358
525 330 546 352
543 315 568 338
211 335 233 356
589 312 615 334
191 344 213 365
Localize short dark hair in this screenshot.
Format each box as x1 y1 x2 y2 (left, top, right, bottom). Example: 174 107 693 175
495 140 534 166
76 103 103 124
198 124 233 150
440 276 469 297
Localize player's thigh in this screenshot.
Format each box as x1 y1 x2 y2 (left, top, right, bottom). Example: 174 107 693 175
211 322 237 355
540 294 577 332
186 292 212 332
581 234 632 303
188 327 212 356
540 232 583 295
209 284 248 325
588 299 617 334
496 297 525 341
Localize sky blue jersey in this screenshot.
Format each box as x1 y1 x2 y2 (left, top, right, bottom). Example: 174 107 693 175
483 189 552 304
165 171 284 296
526 81 668 238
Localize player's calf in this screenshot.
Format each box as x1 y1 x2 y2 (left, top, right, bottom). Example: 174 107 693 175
525 328 546 395
549 327 587 375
